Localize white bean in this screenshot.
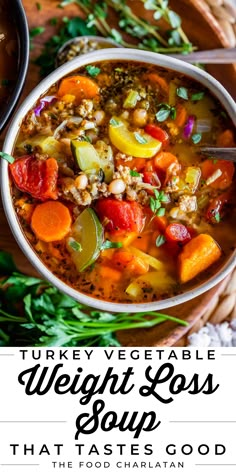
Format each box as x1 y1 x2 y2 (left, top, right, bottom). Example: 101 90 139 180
108 179 126 195
75 174 88 190
132 108 148 127
93 110 105 125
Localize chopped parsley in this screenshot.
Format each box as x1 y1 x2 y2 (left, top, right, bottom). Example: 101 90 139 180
156 103 176 122
85 65 101 77
68 240 82 252
191 91 205 101
101 240 123 250
109 118 121 126
156 235 166 247
177 86 188 100
130 170 141 177
215 212 221 223
192 133 202 144
0 152 15 164
134 132 148 144
36 2 42 10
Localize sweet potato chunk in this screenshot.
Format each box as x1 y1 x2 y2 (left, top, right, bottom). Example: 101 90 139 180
178 234 222 283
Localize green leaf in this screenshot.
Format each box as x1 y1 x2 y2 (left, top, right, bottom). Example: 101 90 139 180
0 252 17 275
156 235 166 247
177 87 188 100
157 207 166 217
101 240 123 250
30 26 45 38
36 2 42 10
85 65 101 77
156 108 170 122
134 132 148 144
191 91 205 101
215 212 221 223
168 10 181 29
192 133 202 144
69 240 82 252
109 118 121 126
0 152 15 164
130 170 140 177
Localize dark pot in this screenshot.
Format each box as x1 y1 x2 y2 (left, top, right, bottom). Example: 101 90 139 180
0 0 29 133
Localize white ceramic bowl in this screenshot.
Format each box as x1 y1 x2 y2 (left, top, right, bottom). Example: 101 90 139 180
1 48 236 313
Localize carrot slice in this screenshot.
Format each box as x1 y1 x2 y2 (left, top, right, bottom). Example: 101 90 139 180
143 73 169 96
58 75 99 103
99 265 122 282
153 151 179 171
201 159 234 190
178 234 221 283
112 250 149 276
31 201 72 242
217 129 235 147
174 104 187 127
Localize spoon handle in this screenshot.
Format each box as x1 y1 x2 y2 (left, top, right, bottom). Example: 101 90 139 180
200 147 236 162
170 48 236 64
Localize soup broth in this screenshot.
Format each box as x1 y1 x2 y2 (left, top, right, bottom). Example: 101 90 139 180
10 60 236 304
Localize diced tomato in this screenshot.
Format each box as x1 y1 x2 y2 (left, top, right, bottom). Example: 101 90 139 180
143 171 160 187
95 199 144 233
205 191 231 224
10 155 58 201
201 159 235 190
144 124 169 146
165 223 191 243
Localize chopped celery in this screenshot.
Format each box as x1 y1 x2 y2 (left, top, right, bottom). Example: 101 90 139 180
123 90 140 109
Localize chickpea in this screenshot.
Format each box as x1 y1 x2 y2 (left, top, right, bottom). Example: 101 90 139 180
108 179 126 195
132 108 148 127
75 174 88 190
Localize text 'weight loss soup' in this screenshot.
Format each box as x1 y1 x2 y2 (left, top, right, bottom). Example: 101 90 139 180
9 61 236 304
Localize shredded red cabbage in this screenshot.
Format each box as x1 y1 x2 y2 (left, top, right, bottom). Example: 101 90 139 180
183 115 195 139
34 96 56 117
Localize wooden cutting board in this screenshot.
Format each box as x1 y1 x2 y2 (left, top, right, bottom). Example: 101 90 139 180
0 0 235 346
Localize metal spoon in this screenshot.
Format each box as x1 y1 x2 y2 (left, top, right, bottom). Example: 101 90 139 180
171 48 236 64
200 147 236 162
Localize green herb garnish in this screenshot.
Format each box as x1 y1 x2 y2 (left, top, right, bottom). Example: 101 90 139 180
192 133 202 144
215 212 221 223
134 132 148 144
0 152 15 164
130 170 141 177
36 2 42 10
156 235 166 247
85 65 101 77
68 240 82 252
177 86 188 100
191 91 205 101
101 240 123 250
156 103 176 122
150 189 169 219
109 118 121 126
1 79 10 86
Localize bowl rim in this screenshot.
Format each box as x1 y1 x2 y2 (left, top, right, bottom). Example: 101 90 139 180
1 48 236 313
0 0 30 132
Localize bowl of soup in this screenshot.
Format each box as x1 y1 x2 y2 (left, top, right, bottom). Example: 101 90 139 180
0 0 29 132
1 48 236 313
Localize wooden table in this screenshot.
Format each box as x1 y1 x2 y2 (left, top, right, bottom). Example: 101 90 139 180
0 0 234 345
